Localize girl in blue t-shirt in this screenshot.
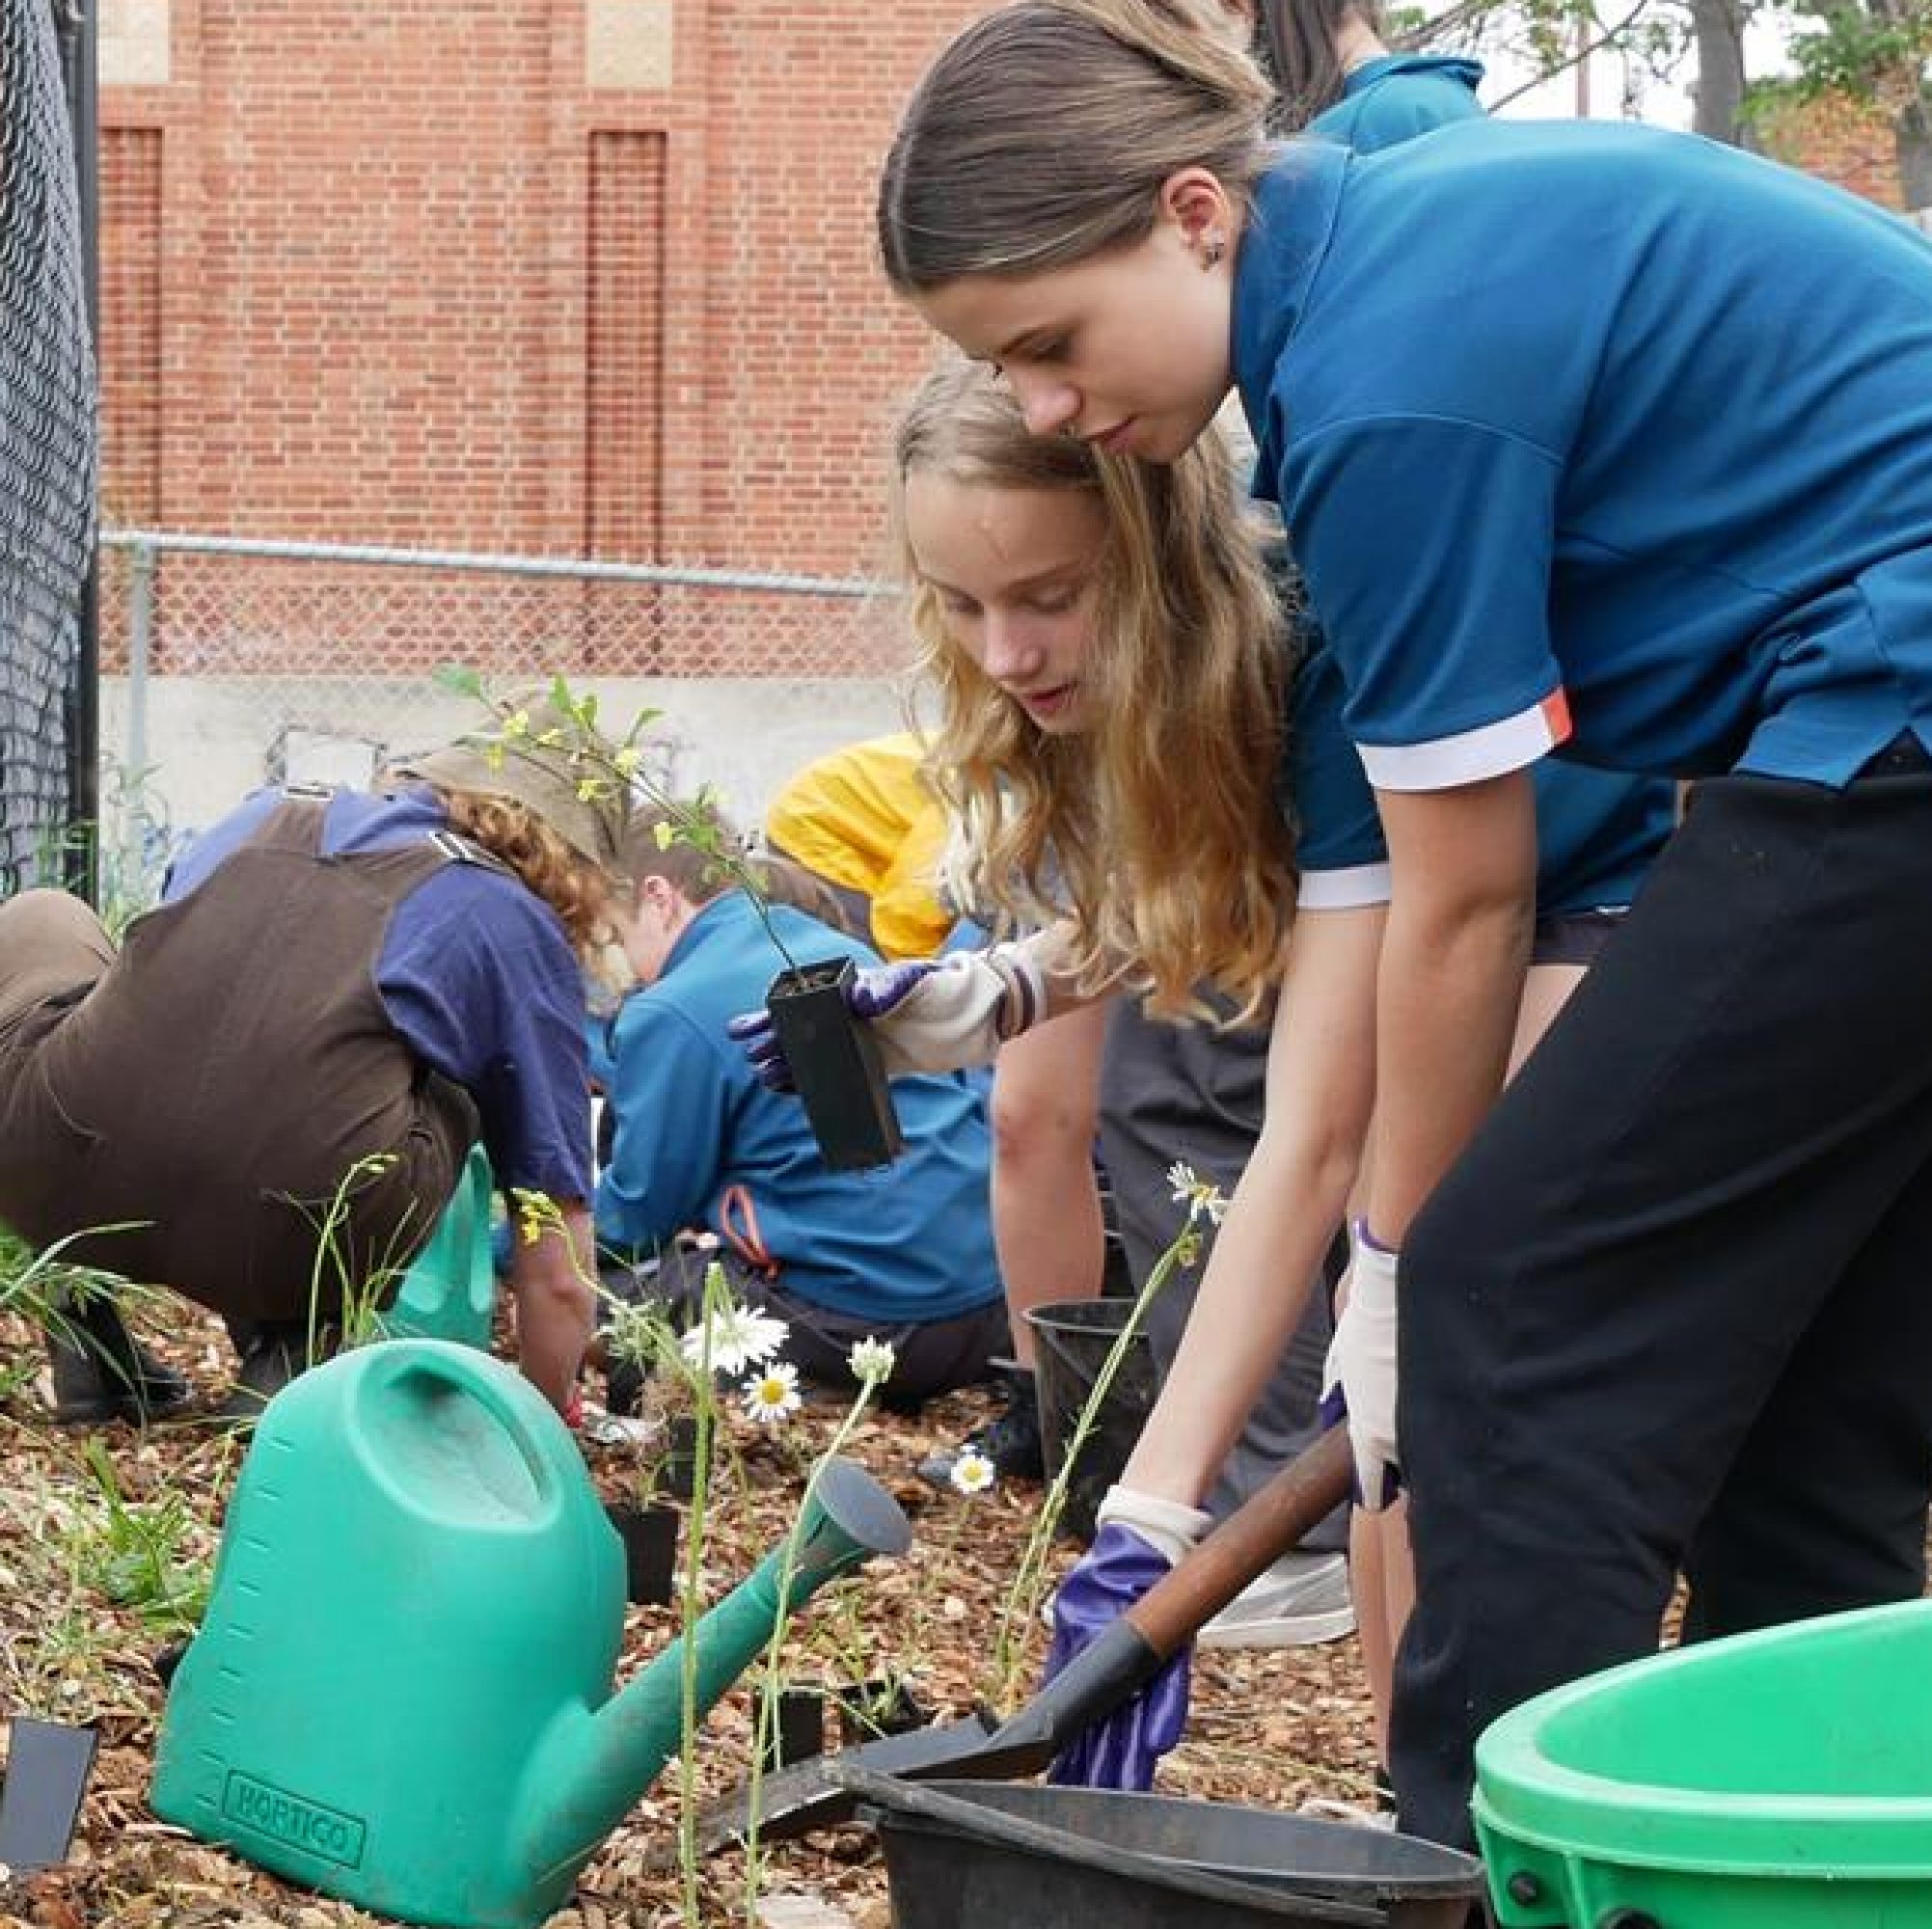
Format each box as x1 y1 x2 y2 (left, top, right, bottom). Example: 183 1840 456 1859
743 350 1671 1790
875 0 1932 1849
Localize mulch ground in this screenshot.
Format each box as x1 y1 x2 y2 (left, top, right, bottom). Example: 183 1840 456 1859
0 1306 1376 1928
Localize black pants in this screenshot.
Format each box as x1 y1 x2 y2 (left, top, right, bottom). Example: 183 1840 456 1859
1392 738 1932 1845
1099 991 1347 1551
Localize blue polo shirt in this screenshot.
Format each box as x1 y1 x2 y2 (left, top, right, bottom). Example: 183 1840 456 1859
166 786 592 1201
1289 638 1673 912
593 890 1002 1323
1306 53 1483 147
1236 121 1932 789
1284 66 1674 911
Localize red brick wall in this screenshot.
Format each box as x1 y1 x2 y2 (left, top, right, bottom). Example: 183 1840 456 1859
1756 93 1906 210
98 1 993 581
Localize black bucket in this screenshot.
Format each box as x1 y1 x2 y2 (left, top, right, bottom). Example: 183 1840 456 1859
1025 1298 1159 1543
851 1775 1484 1929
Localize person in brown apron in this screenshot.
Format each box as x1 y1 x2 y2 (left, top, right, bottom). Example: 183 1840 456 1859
0 696 627 1424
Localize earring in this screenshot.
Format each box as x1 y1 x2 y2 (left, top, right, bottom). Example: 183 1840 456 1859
1201 234 1227 269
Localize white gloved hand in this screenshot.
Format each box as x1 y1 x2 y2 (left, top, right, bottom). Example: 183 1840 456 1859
1320 1220 1402 1511
847 939 1048 1076
1094 1482 1215 1565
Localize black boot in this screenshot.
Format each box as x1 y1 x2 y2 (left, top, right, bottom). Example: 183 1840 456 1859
917 1363 1046 1489
212 1318 331 1426
46 1296 194 1426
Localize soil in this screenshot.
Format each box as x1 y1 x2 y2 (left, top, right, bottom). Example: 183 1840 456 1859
0 1309 1378 1928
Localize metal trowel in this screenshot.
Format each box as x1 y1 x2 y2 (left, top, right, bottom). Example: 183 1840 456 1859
687 1425 1353 1854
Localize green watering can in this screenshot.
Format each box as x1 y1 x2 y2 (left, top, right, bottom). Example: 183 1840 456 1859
150 1340 911 1929
383 1143 499 1349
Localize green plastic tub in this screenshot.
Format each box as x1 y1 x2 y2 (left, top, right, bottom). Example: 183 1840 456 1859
1474 1597 1932 1927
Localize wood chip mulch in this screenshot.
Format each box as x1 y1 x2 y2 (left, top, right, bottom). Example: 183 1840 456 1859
0 1309 1376 1927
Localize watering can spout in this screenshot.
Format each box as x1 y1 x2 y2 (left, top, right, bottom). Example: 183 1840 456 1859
520 1455 911 1881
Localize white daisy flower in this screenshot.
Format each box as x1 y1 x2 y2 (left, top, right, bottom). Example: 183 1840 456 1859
679 1299 789 1376
1166 1159 1229 1226
741 1360 802 1426
847 1336 897 1386
949 1449 997 1496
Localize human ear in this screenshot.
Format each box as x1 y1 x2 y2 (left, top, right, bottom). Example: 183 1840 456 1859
1157 168 1236 258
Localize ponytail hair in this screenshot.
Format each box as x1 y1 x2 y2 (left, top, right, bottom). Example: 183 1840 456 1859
879 0 1272 293
891 359 1293 1019
1257 0 1385 128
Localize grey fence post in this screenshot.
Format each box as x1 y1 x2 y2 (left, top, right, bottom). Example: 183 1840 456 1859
122 536 155 889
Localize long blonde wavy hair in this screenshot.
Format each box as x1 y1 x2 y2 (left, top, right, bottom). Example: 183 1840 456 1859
892 358 1294 1019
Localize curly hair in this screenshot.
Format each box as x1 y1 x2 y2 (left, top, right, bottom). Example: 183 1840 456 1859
892 358 1295 1019
435 788 614 956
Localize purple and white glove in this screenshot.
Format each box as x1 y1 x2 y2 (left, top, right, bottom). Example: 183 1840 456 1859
1044 1485 1211 1792
1320 1219 1402 1511
727 941 1047 1086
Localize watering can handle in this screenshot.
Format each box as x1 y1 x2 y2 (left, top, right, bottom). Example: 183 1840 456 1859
1123 1425 1353 1657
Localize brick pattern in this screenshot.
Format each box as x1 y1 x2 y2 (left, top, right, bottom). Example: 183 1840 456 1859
99 127 163 533
1756 93 1906 211
96 7 1905 678
97 5 992 563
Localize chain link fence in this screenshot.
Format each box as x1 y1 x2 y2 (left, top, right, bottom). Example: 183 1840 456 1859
0 0 96 893
95 531 913 907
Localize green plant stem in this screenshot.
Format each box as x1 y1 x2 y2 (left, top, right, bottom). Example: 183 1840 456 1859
673 1265 725 1929
740 1373 884 1923
990 1219 1198 1709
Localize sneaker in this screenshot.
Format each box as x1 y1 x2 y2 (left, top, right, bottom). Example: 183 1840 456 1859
1197 1549 1355 1650
46 1299 195 1426
917 1365 1046 1489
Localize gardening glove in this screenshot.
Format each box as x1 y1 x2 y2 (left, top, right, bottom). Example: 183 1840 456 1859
1320 1220 1402 1511
727 938 1048 1086
1043 1484 1211 1793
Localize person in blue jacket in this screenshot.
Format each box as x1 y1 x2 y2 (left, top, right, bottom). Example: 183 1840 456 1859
595 806 1008 1410
876 0 1932 1845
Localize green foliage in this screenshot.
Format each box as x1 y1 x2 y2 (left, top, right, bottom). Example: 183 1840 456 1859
1775 0 1932 103
34 756 181 937
73 1436 212 1636
292 1150 419 1367
0 1222 162 1351
439 665 802 974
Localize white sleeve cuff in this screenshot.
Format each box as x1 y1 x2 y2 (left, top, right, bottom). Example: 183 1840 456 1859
1297 862 1392 910
1355 690 1570 793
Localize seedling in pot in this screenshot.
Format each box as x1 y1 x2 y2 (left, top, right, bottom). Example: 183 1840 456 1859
438 666 906 1173
765 957 905 1173
606 1498 681 1607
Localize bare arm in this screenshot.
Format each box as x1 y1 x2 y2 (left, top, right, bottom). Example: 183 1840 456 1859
1118 905 1386 1506
990 999 1114 1366
1364 771 1537 1244
504 1198 598 1415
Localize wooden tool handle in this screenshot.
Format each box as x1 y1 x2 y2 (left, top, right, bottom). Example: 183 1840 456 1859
1123 1425 1354 1657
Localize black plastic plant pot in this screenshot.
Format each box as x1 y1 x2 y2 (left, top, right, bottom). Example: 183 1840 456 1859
606 1500 680 1606
766 957 905 1173
835 1676 929 1749
761 1686 828 1773
654 1413 699 1503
